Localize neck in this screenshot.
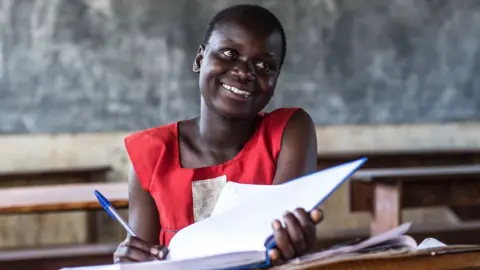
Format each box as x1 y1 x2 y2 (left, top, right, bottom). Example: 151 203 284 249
197 101 257 150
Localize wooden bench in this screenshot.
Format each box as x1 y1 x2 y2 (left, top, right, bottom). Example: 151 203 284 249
0 166 114 241
317 149 480 169
0 167 128 270
315 149 480 248
0 166 112 187
350 164 480 235
0 182 128 214
0 244 118 270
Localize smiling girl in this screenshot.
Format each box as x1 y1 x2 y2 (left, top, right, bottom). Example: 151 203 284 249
114 4 323 266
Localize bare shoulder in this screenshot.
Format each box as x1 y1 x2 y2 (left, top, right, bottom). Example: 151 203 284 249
274 109 317 184
282 108 316 144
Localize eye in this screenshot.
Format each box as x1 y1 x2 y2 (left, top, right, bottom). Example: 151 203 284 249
220 49 237 58
255 61 270 72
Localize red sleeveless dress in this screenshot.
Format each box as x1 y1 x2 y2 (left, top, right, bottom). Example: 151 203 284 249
124 107 300 246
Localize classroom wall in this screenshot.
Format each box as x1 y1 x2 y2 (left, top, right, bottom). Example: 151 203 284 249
2 0 480 135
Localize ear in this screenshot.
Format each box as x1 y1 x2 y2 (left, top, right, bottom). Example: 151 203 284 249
192 45 205 73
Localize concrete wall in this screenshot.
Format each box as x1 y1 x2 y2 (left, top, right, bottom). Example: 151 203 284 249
2 0 480 134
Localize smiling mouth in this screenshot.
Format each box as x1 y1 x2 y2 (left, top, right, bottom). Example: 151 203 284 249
221 83 252 98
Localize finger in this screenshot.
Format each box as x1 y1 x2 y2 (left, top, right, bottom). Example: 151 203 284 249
272 219 295 260
124 236 154 253
283 211 307 255
293 208 317 250
115 245 156 262
151 245 169 260
114 245 133 262
114 255 136 264
268 248 283 266
124 236 169 259
310 208 324 224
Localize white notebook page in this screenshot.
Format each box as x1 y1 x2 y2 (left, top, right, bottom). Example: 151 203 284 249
166 158 366 261
210 182 273 216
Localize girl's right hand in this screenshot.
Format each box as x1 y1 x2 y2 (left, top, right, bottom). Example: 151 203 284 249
113 236 168 263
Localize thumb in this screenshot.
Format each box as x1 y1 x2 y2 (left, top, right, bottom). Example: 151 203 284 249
310 208 324 224
150 245 168 260
268 249 283 266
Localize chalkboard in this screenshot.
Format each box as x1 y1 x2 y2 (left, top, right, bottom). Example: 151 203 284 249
1 0 479 134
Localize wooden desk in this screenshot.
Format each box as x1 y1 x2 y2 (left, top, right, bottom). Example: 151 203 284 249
274 246 480 270
0 167 125 270
0 182 128 214
0 244 117 270
42 246 480 270
0 181 127 270
0 165 114 242
0 166 112 187
317 149 480 169
350 165 480 235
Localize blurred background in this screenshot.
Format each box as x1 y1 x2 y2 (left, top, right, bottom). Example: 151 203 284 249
2 0 480 269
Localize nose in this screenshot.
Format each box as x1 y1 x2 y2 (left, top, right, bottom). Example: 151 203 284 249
231 60 256 81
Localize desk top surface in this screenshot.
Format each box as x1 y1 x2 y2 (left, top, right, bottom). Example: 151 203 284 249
274 246 480 270
0 165 112 179
352 164 480 181
0 182 128 214
56 246 480 270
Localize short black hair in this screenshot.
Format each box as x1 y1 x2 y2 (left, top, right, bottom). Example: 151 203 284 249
202 4 287 68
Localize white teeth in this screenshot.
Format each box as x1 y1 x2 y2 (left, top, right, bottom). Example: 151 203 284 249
222 84 251 97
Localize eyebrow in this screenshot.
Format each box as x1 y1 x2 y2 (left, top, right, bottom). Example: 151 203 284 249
216 39 278 58
215 38 238 46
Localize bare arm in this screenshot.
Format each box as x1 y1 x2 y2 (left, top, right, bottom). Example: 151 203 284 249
113 164 164 263
128 164 161 244
269 109 321 265
273 109 318 184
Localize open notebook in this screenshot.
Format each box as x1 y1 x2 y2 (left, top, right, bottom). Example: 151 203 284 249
63 158 367 270
289 222 418 265
281 224 460 269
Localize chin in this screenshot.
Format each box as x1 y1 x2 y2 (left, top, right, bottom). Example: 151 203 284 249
217 107 256 120
213 102 260 120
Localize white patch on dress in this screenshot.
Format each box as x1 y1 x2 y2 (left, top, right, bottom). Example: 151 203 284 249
192 175 228 222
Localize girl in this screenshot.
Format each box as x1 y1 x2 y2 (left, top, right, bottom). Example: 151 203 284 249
114 4 323 266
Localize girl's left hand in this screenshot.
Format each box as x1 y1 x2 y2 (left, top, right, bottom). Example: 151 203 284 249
268 208 323 266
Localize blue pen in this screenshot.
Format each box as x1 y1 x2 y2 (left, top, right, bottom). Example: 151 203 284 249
94 190 138 237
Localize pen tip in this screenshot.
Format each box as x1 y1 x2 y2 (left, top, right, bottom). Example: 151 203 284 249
94 190 105 200
94 189 110 207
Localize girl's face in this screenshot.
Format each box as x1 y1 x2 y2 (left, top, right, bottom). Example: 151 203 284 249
194 20 283 119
